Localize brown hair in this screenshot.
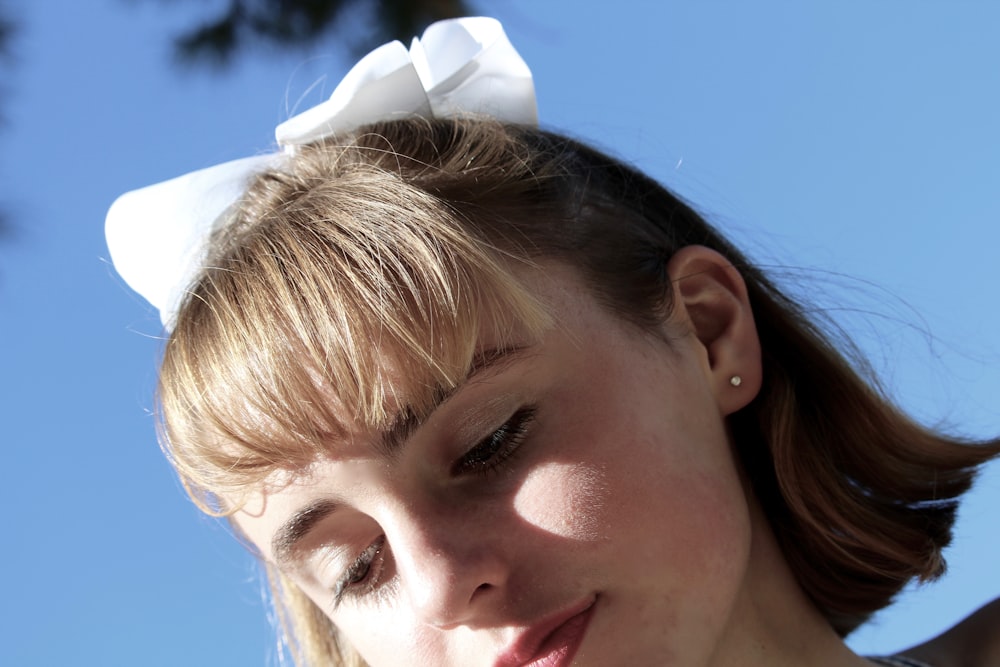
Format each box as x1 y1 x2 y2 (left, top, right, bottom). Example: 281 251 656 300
158 118 1000 665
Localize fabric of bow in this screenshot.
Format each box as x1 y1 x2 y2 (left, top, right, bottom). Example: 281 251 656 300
105 16 537 330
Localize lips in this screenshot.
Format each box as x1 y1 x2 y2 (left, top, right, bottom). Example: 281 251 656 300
493 596 597 667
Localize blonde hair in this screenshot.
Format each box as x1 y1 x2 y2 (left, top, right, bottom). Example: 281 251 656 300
158 118 1000 665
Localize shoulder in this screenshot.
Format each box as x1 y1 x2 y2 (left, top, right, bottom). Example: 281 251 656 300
898 597 1000 667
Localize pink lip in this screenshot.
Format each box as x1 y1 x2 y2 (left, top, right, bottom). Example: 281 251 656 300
493 596 597 667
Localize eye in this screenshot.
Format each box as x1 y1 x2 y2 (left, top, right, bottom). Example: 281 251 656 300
453 406 537 477
332 535 387 609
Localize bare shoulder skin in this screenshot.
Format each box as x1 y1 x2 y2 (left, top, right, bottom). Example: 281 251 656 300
896 597 1000 667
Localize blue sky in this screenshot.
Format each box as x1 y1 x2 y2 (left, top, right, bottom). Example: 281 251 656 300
2 2 998 665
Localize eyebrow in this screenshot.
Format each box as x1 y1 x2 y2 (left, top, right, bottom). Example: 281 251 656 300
272 498 341 566
270 345 531 567
377 345 530 458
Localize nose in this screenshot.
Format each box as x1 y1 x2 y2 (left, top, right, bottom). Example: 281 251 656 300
387 502 510 629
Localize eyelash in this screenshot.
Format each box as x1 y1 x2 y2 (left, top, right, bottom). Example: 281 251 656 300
331 406 537 607
332 535 386 609
453 405 537 477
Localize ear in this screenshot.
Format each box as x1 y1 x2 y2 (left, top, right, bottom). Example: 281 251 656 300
666 245 762 415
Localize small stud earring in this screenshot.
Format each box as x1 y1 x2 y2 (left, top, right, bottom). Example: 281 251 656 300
729 375 742 387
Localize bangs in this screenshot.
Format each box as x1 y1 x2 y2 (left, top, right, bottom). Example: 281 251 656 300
158 162 549 512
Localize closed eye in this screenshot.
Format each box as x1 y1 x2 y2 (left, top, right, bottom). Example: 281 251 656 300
453 405 537 477
332 535 387 609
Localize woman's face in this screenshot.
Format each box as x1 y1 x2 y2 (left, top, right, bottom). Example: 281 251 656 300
234 261 761 666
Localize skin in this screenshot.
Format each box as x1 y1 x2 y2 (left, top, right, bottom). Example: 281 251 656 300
233 248 882 666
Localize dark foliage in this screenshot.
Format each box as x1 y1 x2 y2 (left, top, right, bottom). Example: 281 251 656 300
0 15 11 60
158 0 474 66
0 2 14 238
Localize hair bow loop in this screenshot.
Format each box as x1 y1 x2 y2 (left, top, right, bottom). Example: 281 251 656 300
106 154 280 329
106 17 537 330
276 16 536 147
274 41 429 146
417 17 536 125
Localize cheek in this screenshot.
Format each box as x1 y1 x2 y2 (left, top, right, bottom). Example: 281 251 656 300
336 608 452 667
512 462 611 542
619 427 752 566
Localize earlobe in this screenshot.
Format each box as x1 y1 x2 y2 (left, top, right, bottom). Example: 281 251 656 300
666 245 763 415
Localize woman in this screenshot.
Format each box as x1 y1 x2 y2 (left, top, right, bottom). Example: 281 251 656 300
107 18 999 667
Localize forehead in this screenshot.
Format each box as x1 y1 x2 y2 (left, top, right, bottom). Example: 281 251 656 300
167 260 556 501
228 266 601 555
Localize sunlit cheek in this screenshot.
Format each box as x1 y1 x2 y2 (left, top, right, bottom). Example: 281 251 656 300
512 462 610 541
352 615 449 667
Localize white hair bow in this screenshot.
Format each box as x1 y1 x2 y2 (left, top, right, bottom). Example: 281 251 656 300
106 17 536 330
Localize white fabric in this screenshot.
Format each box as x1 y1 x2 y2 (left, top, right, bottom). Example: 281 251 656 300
105 17 536 330
105 154 279 329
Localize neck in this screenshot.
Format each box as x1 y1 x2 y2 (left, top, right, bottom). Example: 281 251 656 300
710 497 874 667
